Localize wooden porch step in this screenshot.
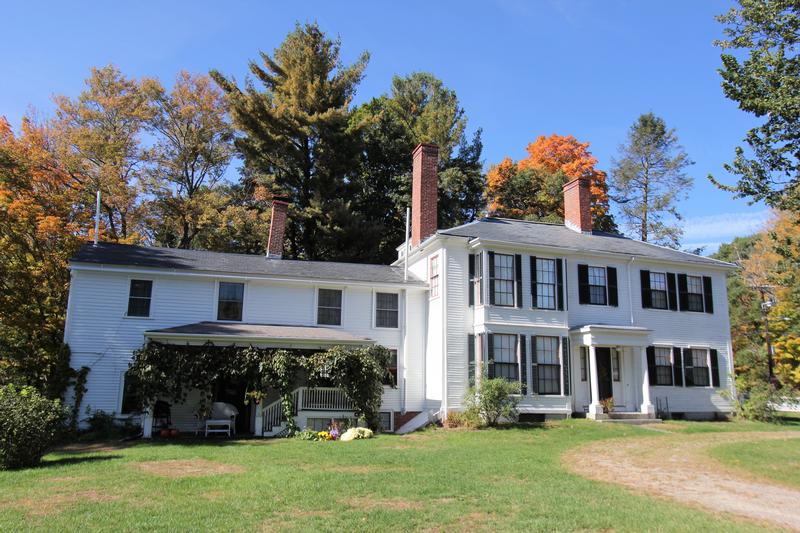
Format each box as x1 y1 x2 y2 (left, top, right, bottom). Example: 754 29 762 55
596 418 662 425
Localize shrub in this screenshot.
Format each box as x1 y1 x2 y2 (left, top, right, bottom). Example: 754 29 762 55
442 409 483 429
731 382 779 422
464 378 521 427
80 409 141 441
295 429 320 441
0 385 66 469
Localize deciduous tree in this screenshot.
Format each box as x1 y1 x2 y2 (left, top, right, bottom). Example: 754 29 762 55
711 0 800 212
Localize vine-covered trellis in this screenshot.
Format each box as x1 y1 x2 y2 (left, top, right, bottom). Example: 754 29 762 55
128 342 392 433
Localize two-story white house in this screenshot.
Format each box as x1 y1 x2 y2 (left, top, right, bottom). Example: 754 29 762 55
64 143 736 435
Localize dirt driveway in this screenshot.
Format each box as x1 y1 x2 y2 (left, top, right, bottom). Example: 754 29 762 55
563 429 800 531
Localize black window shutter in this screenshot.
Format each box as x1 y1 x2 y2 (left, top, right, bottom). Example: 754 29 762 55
468 334 475 386
640 270 652 309
530 256 538 309
530 336 538 395
515 254 523 308
468 254 475 307
646 346 657 386
578 264 590 304
710 349 720 387
667 273 678 311
562 336 570 396
703 276 714 314
488 252 496 306
556 258 564 311
487 333 495 379
672 347 683 386
683 348 694 387
607 267 619 307
678 274 689 311
519 335 527 394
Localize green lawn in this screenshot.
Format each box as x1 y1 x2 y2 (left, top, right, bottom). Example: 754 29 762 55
0 420 791 532
709 436 800 489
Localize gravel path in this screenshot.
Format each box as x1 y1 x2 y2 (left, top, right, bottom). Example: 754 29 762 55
563 430 800 531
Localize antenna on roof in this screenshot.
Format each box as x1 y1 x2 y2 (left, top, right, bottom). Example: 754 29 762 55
93 190 101 246
404 206 410 282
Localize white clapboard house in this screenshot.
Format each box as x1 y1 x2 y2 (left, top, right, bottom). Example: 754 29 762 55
64 143 736 435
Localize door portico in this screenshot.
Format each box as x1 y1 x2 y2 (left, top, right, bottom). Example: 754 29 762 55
570 325 655 420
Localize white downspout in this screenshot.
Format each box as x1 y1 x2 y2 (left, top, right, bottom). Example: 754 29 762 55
627 257 635 325
401 288 408 414
404 207 410 281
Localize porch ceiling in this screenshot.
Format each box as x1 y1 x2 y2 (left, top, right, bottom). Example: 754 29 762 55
144 321 375 347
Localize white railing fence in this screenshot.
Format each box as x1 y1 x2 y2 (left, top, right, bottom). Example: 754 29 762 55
260 387 355 434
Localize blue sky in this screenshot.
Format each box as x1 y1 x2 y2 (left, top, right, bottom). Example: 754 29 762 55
1 0 769 252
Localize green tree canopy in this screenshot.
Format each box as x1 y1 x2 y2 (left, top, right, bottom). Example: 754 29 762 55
712 0 800 212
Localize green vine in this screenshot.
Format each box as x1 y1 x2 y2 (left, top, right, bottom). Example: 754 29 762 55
68 366 90 432
128 342 392 435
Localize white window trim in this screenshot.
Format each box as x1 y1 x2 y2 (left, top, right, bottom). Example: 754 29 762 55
429 254 441 300
215 280 247 322
490 252 517 308
682 346 713 389
584 264 609 306
315 286 345 328
123 277 156 319
647 271 670 311
380 411 395 432
373 290 400 329
532 256 558 311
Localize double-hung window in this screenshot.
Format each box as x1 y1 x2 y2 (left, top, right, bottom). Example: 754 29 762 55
536 336 561 395
686 276 705 312
649 272 669 309
535 258 557 310
120 372 142 414
375 292 399 328
217 282 244 321
492 334 518 381
127 279 153 317
317 288 343 326
429 255 440 299
588 266 607 305
491 253 515 306
383 349 398 385
654 347 674 385
687 348 710 386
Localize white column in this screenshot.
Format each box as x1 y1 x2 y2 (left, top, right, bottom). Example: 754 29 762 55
640 345 655 417
253 403 264 437
142 407 153 438
587 345 603 418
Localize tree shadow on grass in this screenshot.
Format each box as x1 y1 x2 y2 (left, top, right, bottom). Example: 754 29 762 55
35 454 122 469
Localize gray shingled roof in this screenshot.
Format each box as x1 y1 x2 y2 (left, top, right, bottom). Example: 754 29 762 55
440 218 735 268
71 243 425 285
145 321 373 343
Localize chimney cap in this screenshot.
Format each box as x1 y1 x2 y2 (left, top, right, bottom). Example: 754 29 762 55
413 142 439 155
562 176 590 191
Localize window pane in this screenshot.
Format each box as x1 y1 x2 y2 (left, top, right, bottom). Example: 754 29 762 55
218 300 243 321
218 282 244 302
536 336 559 364
318 289 342 308
650 272 667 291
129 279 152 298
127 297 151 317
376 292 398 311
492 254 515 306
589 285 607 305
536 258 556 309
651 290 667 309
121 372 142 414
687 276 703 294
376 309 398 328
317 307 341 326
588 266 606 286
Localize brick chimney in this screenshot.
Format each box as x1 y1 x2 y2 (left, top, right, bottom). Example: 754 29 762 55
562 177 593 233
411 143 439 247
266 200 288 259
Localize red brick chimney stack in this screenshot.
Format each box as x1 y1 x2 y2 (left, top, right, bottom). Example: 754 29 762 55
266 200 289 259
411 143 439 247
562 177 593 233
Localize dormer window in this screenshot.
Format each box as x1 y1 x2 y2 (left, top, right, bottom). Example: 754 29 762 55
217 282 244 321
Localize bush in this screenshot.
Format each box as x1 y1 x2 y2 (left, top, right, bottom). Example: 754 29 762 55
442 409 483 429
340 427 373 441
0 385 66 469
79 409 141 441
732 382 779 422
464 378 521 427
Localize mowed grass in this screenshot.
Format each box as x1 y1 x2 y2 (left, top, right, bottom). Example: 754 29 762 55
710 435 800 489
0 419 792 532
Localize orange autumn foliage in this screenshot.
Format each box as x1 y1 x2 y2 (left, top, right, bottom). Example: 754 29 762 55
518 134 611 222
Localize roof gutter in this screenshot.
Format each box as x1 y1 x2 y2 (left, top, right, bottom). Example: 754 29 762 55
144 331 375 346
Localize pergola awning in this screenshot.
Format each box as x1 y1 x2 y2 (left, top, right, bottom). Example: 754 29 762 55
145 321 375 349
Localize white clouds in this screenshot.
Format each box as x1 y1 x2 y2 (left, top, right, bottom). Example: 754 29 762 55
681 209 772 254
682 209 771 240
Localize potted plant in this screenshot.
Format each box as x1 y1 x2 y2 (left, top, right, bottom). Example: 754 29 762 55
600 397 615 414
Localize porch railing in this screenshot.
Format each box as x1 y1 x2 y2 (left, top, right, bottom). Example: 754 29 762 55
300 387 355 411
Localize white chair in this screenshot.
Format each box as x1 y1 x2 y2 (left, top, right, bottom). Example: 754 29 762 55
204 402 239 437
